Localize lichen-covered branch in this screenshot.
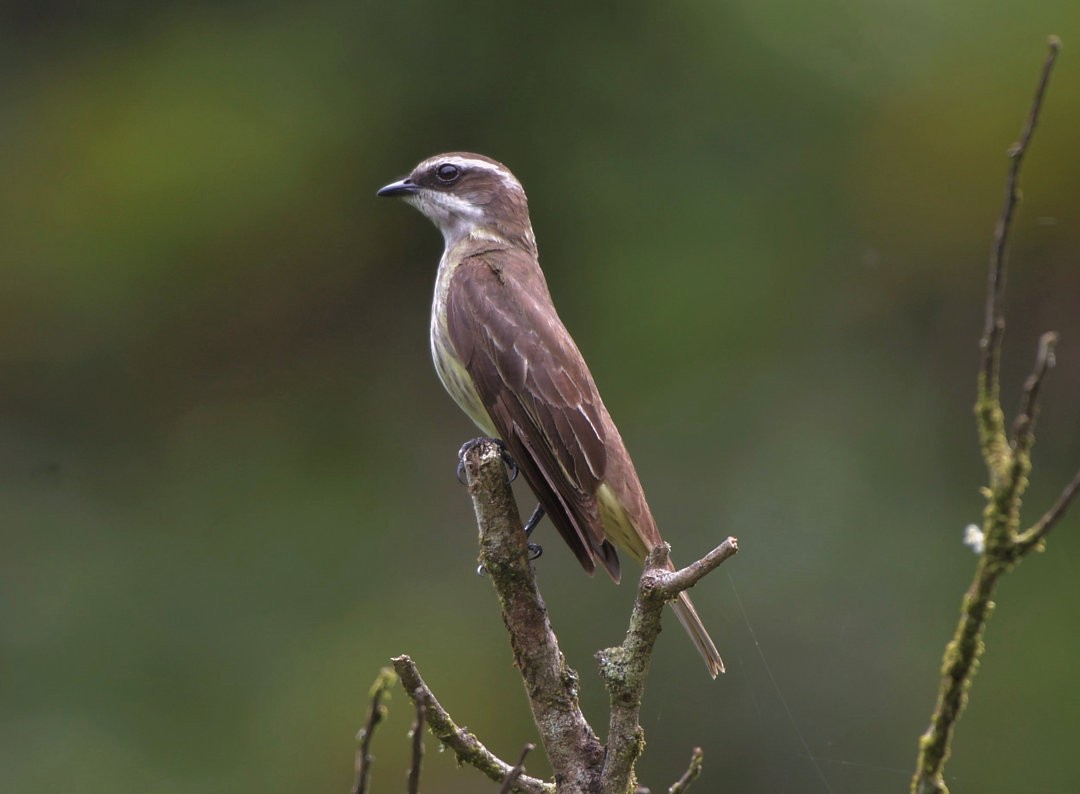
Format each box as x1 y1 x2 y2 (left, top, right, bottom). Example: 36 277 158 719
382 439 737 793
392 654 555 794
913 36 1073 794
459 440 737 793
459 440 605 793
597 539 738 794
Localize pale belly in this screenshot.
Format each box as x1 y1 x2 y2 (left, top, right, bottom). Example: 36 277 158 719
430 326 499 438
430 260 499 438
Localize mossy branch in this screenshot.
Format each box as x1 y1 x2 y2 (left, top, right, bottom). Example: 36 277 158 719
461 439 605 793
393 654 554 794
912 35 1079 794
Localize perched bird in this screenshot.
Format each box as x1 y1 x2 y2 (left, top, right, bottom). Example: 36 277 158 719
378 153 723 677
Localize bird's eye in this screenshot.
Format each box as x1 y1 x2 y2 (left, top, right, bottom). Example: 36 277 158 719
435 163 461 184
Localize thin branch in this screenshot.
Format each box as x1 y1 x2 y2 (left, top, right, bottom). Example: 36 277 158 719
1011 331 1058 453
392 654 554 794
979 36 1061 403
668 747 704 794
353 667 398 794
499 744 537 794
407 694 426 794
657 538 740 596
598 539 737 794
459 439 604 794
1015 467 1080 553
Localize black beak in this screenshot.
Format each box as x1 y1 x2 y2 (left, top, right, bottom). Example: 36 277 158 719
376 177 419 198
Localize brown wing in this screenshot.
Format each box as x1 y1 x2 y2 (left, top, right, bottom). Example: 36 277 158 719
445 248 621 581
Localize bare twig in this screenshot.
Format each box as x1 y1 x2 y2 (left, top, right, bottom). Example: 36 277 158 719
1015 467 1080 553
499 744 537 794
598 539 737 794
392 654 554 794
1012 331 1058 453
913 37 1069 794
459 440 604 794
407 694 426 794
353 667 398 794
656 539 740 596
668 747 704 794
980 36 1061 404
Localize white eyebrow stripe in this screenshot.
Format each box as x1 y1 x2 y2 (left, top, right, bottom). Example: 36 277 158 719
416 155 522 190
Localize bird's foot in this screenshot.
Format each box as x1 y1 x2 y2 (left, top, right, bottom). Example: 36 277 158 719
477 541 543 577
456 437 518 485
475 505 545 576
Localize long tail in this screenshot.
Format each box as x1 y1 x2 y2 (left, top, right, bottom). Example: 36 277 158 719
671 589 724 678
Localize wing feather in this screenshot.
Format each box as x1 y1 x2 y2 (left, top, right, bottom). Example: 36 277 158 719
445 249 619 580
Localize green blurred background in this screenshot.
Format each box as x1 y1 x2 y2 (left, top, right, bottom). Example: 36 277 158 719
3 2 1079 792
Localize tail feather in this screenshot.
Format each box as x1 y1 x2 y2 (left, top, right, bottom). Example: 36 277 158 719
671 590 724 678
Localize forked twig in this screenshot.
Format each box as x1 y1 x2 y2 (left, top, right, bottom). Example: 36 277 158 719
913 36 1074 794
598 539 737 794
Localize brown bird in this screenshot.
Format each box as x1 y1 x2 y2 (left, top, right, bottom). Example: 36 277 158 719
378 153 723 676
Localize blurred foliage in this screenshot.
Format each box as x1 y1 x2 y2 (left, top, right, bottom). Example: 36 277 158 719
2 2 1079 793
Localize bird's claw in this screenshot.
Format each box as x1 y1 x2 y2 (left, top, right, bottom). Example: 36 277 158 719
456 437 518 485
495 440 519 482
522 504 545 538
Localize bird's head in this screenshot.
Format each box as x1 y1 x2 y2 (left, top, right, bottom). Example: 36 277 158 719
377 152 535 250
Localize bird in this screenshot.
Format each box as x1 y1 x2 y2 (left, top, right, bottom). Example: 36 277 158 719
377 152 723 677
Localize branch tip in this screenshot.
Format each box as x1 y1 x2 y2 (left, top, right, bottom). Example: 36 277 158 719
353 667 398 794
658 537 740 597
980 35 1060 401
668 746 705 794
498 744 537 794
1012 331 1059 450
